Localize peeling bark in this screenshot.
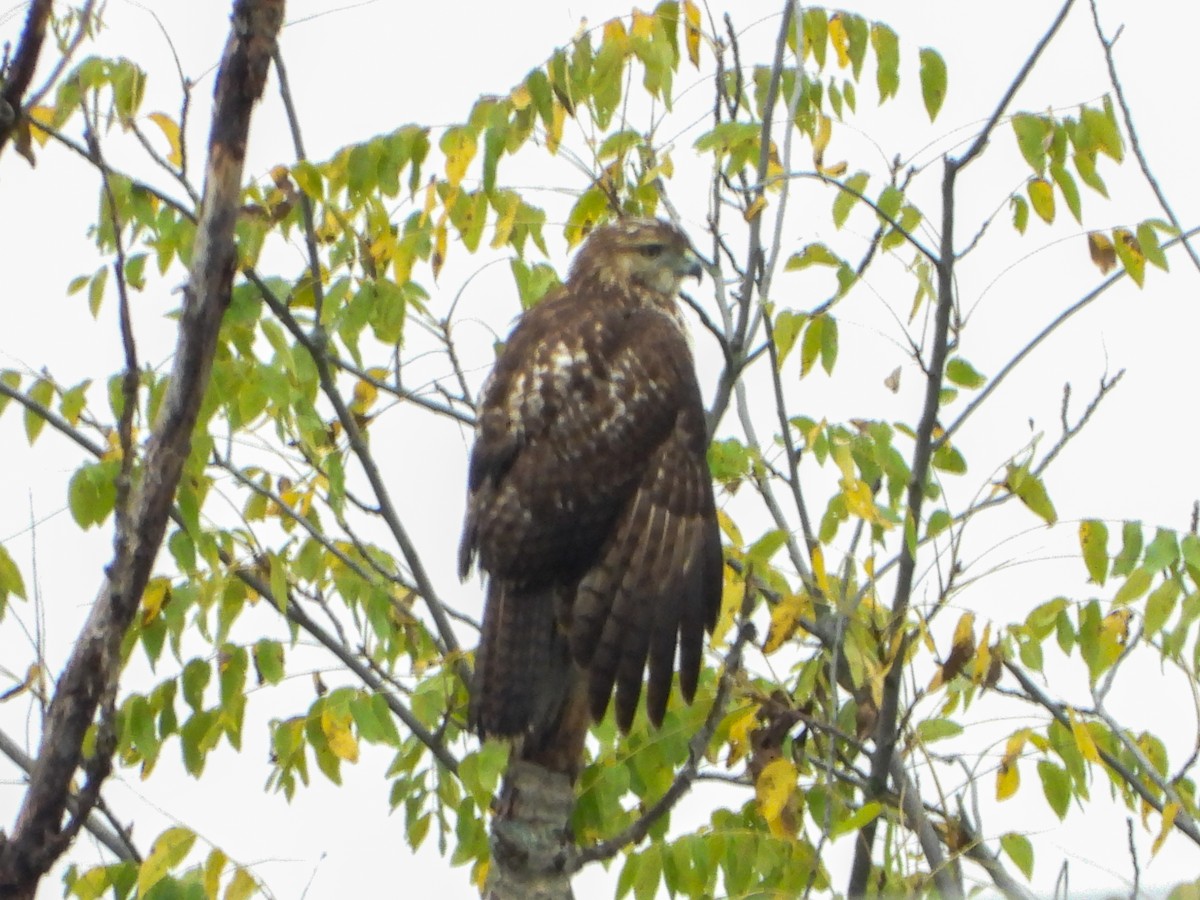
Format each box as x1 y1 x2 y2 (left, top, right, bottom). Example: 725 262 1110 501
0 3 284 897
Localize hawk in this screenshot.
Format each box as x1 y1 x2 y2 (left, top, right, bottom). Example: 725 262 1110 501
459 218 722 774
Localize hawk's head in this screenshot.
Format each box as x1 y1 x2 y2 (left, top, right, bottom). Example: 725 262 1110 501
568 218 702 297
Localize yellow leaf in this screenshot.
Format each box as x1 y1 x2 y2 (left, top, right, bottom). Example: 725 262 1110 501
631 10 655 39
1087 231 1116 274
818 159 848 177
27 105 54 145
996 758 1020 801
546 102 566 155
1028 177 1055 223
755 757 798 837
351 379 378 415
970 623 993 682
683 0 702 67
764 591 812 654
509 84 532 110
472 858 490 892
223 867 257 900
440 126 477 188
711 564 742 646
724 704 758 768
420 177 437 225
203 849 227 898
811 544 830 597
812 114 832 163
147 112 183 168
828 15 851 68
744 195 767 222
1152 802 1179 857
322 705 360 763
138 827 196 898
432 221 448 280
1068 708 1100 763
141 578 171 627
994 734 1028 803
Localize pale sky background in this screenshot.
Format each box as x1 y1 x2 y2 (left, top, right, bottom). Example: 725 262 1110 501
1 0 1199 897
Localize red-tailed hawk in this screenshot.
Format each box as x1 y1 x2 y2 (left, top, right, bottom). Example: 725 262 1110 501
459 218 722 774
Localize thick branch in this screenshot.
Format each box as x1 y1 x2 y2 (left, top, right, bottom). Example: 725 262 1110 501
0 0 52 159
0 4 283 895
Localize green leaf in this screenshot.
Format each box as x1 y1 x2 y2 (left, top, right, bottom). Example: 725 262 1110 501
870 24 899 101
932 444 966 475
0 543 27 610
1051 163 1082 223
1007 465 1056 525
1000 832 1034 879
1113 566 1152 605
918 48 946 120
945 357 985 389
138 827 196 897
25 378 54 445
785 242 841 270
1012 114 1050 173
916 718 963 743
927 509 952 539
1112 522 1143 577
820 315 838 374
1038 759 1071 819
1010 194 1029 233
253 639 285 685
773 310 805 368
1079 519 1109 585
832 171 869 228
1145 580 1181 636
1144 528 1179 574
1028 177 1055 223
1137 220 1170 271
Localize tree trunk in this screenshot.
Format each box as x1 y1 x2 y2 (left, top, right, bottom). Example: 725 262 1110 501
485 760 576 900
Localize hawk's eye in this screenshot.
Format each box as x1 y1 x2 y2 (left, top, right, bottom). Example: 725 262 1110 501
639 244 664 259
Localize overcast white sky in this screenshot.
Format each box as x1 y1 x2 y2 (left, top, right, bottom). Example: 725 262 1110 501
2 0 1199 897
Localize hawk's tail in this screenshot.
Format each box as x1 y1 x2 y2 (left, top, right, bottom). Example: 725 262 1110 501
470 580 574 748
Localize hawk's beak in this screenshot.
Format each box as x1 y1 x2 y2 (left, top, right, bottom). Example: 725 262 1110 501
678 250 703 282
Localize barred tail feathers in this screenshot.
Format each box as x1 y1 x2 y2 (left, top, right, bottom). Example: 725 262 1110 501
470 580 572 743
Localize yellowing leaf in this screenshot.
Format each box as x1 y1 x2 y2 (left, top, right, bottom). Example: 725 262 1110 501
509 84 532 110
546 101 566 155
224 867 257 900
147 112 183 168
755 757 798 837
828 15 851 68
1114 227 1146 287
764 591 812 654
141 577 171 627
440 126 477 188
724 704 758 768
27 105 54 145
683 0 702 67
996 757 1020 801
812 114 832 164
351 379 378 415
322 705 360 763
1079 519 1109 585
1153 802 1179 857
138 827 197 897
811 544 830 597
1068 708 1100 763
1028 177 1055 223
744 195 767 222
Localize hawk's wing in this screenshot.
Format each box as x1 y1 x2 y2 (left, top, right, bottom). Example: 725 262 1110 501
461 293 720 730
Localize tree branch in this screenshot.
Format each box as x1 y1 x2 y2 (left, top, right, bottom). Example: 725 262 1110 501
0 0 52 160
0 4 283 895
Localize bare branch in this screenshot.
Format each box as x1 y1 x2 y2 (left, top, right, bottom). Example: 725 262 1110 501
955 0 1078 171
1087 0 1200 277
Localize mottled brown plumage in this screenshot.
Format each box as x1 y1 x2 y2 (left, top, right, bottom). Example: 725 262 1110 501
459 218 722 773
